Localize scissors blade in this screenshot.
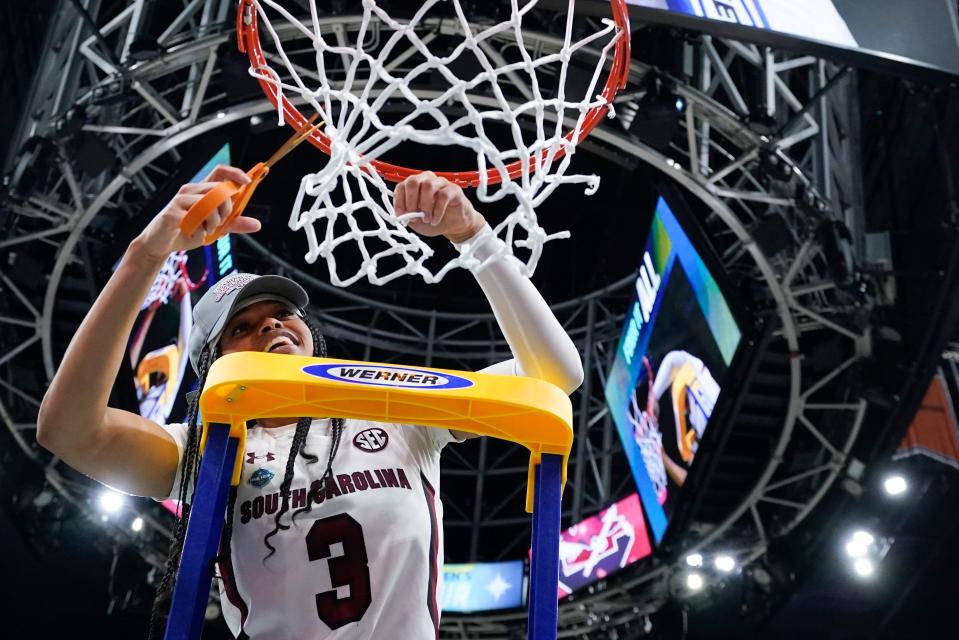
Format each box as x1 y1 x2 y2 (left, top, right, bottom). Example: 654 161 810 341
264 114 323 168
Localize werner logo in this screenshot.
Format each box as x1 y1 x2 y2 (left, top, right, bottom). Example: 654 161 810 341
303 364 474 390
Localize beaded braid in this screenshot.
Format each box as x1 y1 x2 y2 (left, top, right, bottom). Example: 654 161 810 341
147 345 213 640
262 318 344 559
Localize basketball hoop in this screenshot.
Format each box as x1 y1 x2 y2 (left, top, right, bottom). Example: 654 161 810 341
235 0 631 286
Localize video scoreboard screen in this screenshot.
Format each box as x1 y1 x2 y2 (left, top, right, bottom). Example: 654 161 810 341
605 196 742 542
442 561 525 612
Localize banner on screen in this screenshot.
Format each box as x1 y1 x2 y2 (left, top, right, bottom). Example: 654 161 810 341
538 492 651 599
605 196 742 542
442 561 525 612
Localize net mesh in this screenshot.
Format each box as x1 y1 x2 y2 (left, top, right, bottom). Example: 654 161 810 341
244 0 626 285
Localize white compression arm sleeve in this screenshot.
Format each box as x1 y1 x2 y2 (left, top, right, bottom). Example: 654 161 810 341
452 224 584 394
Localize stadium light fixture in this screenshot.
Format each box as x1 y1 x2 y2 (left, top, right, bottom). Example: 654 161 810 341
685 553 703 568
714 555 736 573
845 540 868 558
883 474 908 497
853 557 875 578
131 517 144 532
98 489 125 514
852 530 875 546
686 572 704 591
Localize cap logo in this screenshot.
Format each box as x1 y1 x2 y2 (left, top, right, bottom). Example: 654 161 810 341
211 273 258 302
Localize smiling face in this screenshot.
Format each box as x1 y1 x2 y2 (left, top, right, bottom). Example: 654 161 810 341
218 300 313 358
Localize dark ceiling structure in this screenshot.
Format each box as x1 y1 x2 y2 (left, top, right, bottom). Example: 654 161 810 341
1 2 958 639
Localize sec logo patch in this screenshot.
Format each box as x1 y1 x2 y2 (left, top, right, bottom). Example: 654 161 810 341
353 427 389 452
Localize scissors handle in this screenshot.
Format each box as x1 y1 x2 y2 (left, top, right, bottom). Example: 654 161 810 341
179 163 269 245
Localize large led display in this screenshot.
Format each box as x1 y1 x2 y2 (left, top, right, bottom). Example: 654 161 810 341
605 196 742 542
623 0 959 77
441 561 525 613
541 492 651 599
627 1 857 46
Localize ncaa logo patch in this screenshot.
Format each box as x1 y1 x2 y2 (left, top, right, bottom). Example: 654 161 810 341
303 363 474 390
248 468 275 488
353 427 389 453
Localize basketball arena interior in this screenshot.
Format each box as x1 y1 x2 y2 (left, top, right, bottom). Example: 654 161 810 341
1 1 958 638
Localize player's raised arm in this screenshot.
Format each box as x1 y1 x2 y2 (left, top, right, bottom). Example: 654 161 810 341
36 165 257 497
394 171 584 395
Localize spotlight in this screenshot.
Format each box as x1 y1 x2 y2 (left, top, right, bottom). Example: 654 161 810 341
852 557 875 578
99 489 125 514
131 517 144 532
685 553 703 568
686 572 704 591
883 474 908 496
845 540 868 558
714 555 736 573
216 111 227 119
852 530 875 546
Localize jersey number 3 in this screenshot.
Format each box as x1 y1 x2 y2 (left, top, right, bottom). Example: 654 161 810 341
306 514 372 629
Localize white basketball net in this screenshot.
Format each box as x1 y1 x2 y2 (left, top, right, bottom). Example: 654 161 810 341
247 0 624 286
629 385 668 502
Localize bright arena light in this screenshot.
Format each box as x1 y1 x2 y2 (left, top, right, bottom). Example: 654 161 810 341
686 553 704 568
131 517 144 532
883 474 908 496
852 530 875 546
686 572 704 591
714 555 736 573
845 540 868 558
853 557 875 578
98 490 125 513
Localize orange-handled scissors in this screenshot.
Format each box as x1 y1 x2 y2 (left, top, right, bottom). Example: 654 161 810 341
179 116 323 244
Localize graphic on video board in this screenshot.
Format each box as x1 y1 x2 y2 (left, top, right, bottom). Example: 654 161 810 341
605 197 741 542
442 561 525 613
547 493 651 599
626 1 857 47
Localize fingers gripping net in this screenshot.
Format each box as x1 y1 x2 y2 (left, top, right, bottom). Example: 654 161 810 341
241 0 629 285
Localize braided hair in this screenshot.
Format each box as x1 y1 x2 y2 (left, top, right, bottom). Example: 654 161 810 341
147 314 342 638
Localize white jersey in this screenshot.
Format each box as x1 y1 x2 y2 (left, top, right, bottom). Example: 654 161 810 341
162 418 458 639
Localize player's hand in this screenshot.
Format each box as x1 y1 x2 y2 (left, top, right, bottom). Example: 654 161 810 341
393 171 485 243
135 165 261 260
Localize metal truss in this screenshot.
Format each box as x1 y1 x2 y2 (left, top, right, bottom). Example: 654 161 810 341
0 3 873 637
